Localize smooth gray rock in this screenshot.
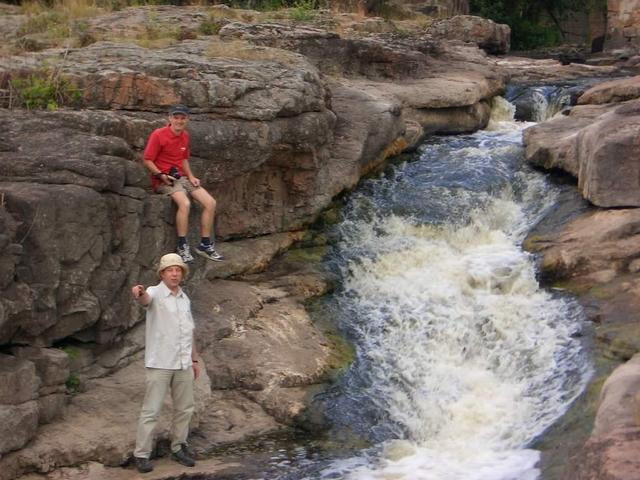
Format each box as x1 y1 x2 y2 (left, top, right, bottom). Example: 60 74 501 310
0 354 39 405
37 393 67 425
0 401 39 455
11 347 70 388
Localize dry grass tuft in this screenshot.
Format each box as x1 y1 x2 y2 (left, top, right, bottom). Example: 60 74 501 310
205 38 304 65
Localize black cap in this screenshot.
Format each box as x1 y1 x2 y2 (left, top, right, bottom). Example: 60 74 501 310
169 105 190 116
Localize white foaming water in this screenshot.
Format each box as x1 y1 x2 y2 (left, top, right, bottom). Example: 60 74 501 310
316 119 589 480
487 96 516 130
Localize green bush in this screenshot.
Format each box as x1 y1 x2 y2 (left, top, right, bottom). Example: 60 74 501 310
469 0 606 50
8 70 82 110
511 18 561 50
17 11 67 36
289 0 316 22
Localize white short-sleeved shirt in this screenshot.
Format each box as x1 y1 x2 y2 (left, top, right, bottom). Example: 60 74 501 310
144 281 194 370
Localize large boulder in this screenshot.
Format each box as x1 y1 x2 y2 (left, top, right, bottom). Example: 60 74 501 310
562 355 640 480
577 75 640 104
0 354 39 405
427 15 510 54
0 402 39 456
525 202 640 480
524 76 640 207
0 354 40 456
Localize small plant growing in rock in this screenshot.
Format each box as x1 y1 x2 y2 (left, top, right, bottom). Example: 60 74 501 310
73 20 97 47
198 17 225 35
65 374 81 394
60 346 79 360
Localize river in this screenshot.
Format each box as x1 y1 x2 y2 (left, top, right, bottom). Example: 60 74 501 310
253 92 592 480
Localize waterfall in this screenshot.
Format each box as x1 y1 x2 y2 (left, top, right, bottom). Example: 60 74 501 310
307 113 590 480
506 85 576 122
487 96 517 129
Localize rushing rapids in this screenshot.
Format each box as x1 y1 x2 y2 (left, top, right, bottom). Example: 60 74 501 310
270 97 592 480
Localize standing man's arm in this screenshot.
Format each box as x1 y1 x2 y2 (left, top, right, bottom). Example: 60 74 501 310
191 333 200 379
131 285 151 306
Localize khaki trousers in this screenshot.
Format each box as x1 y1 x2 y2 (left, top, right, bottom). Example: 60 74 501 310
134 367 194 459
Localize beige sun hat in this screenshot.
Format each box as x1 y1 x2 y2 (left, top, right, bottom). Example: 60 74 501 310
156 253 188 277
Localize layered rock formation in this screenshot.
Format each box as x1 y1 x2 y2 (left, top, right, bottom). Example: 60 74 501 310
523 75 640 480
0 5 506 478
524 75 640 207
606 0 640 51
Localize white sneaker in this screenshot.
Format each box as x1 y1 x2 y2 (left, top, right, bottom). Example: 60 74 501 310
196 243 224 262
177 244 194 263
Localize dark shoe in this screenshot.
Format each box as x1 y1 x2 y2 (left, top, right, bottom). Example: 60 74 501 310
171 445 196 467
134 456 153 473
196 242 224 262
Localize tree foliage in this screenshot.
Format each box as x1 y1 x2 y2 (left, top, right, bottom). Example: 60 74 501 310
469 0 607 50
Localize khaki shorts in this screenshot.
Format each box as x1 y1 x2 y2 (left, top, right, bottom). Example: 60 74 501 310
155 176 199 196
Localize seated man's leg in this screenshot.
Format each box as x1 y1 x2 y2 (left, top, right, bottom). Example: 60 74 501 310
189 187 216 239
170 190 194 263
190 187 223 261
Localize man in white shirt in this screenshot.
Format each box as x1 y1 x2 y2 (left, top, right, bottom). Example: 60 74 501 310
131 253 200 474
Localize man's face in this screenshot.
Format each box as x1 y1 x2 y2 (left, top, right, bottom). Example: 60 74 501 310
169 113 188 134
160 265 183 289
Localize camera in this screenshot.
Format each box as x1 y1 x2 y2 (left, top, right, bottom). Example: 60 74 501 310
169 166 181 180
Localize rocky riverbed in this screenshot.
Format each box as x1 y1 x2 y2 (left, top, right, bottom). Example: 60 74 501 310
1 2 639 479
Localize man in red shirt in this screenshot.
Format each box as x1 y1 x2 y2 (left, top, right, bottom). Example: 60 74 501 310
143 105 223 263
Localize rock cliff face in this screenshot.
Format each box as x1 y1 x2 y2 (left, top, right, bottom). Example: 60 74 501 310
606 0 640 51
0 5 506 478
523 75 640 480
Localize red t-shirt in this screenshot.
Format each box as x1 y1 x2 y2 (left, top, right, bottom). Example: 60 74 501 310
143 125 191 189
